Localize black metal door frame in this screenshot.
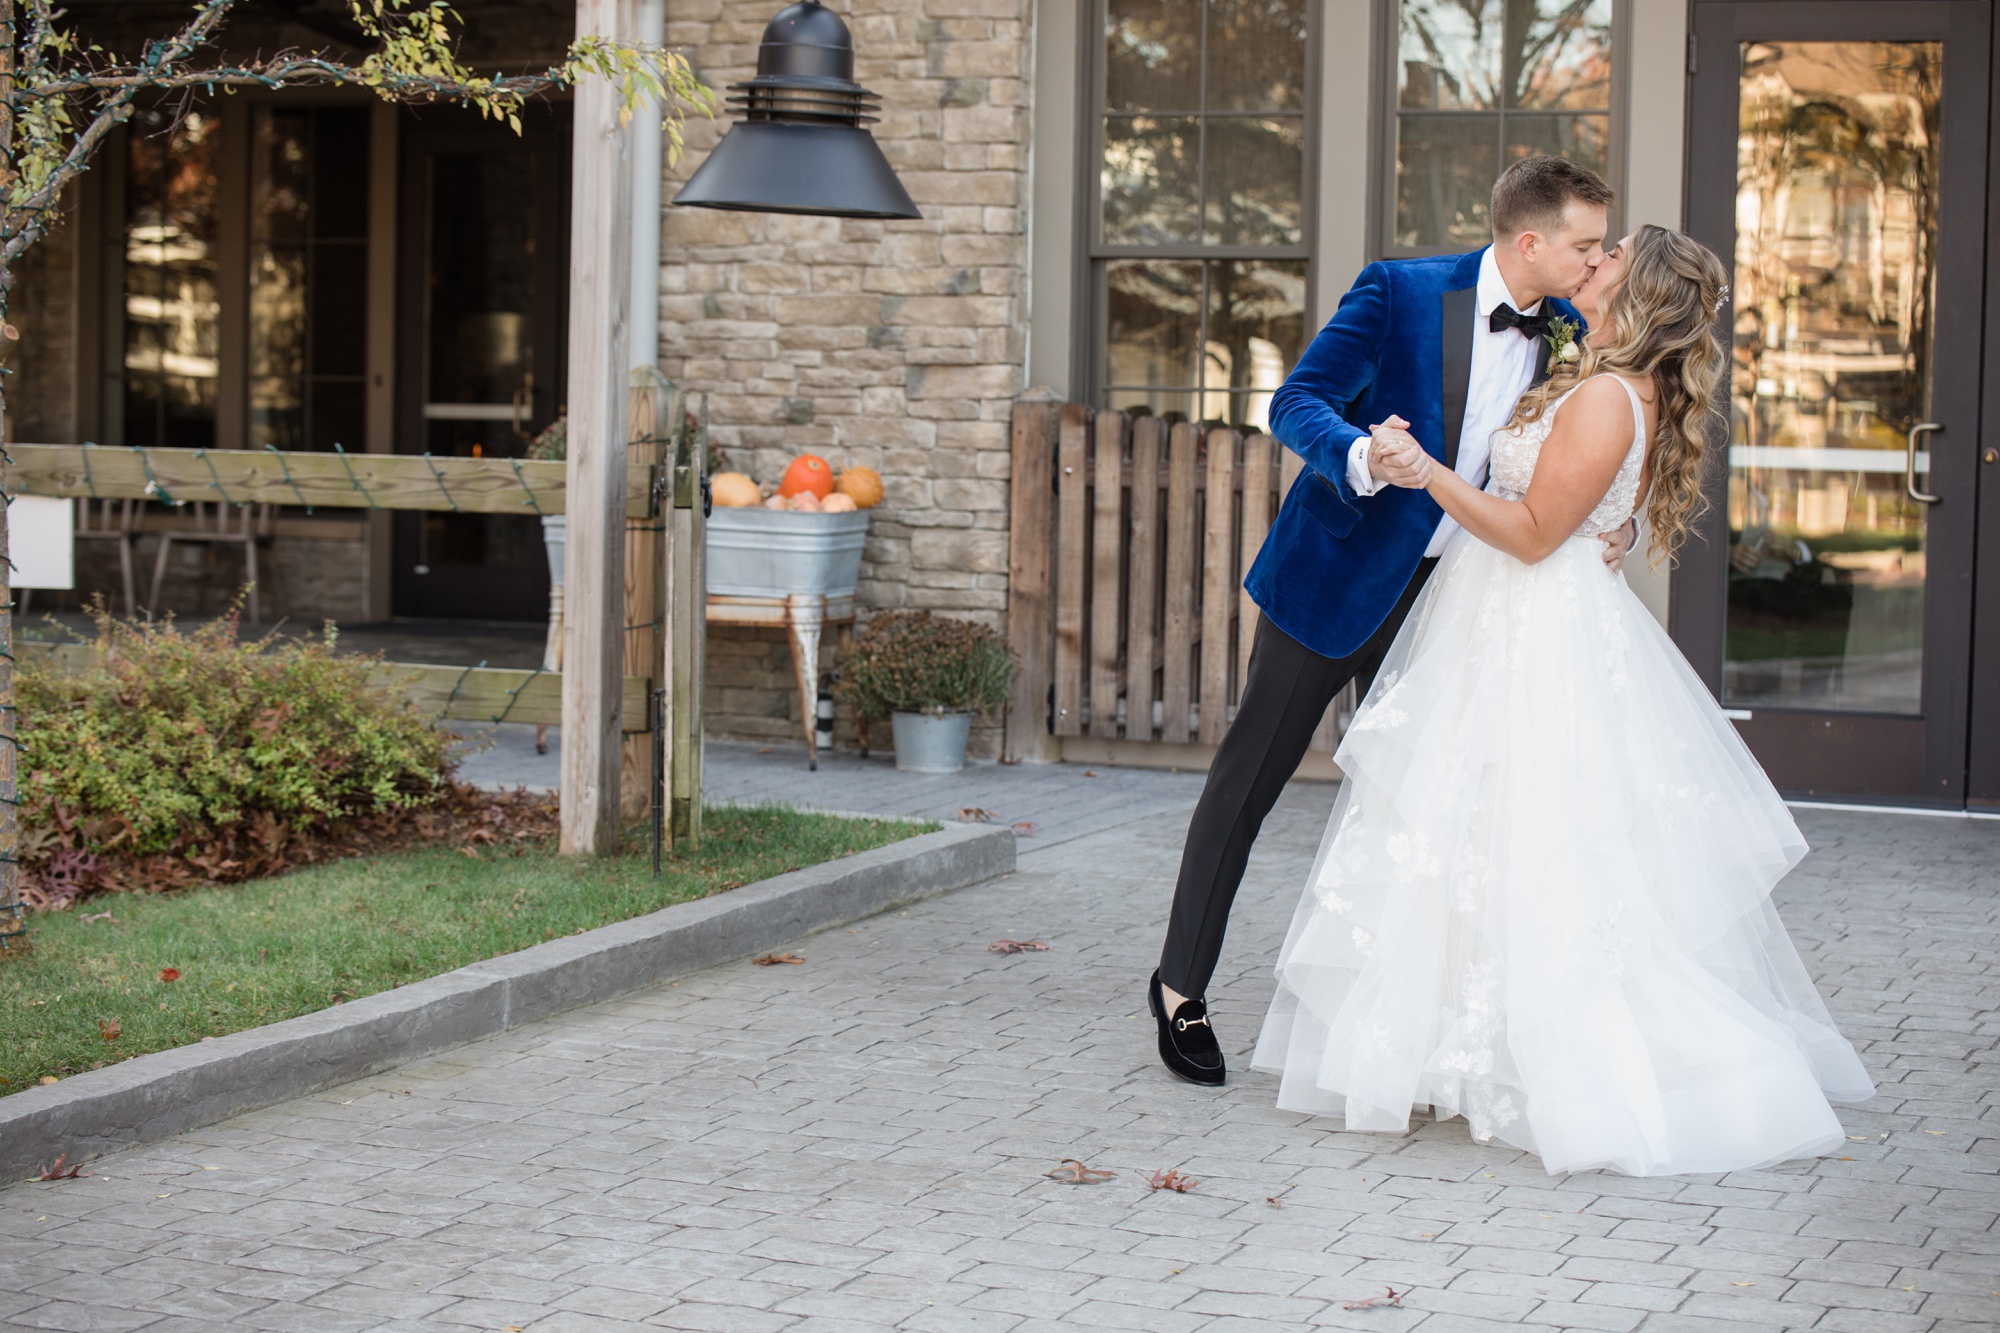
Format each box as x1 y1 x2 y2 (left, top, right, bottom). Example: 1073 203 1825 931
1675 0 1994 807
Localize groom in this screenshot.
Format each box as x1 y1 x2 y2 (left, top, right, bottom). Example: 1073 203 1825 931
1150 155 1630 1084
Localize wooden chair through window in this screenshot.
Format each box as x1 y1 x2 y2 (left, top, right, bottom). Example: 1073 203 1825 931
71 497 145 615
149 502 277 622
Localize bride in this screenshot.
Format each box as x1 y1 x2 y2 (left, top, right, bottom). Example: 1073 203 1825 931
1252 225 1875 1176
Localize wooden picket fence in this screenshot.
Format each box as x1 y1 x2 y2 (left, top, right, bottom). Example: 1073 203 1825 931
1004 400 1352 765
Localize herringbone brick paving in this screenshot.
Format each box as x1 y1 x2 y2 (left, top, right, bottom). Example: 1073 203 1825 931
2 768 1994 1332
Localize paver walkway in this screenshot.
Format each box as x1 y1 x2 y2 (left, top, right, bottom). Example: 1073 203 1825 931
3 761 1995 1332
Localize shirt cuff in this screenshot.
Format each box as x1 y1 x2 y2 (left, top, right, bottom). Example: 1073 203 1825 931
1346 435 1381 497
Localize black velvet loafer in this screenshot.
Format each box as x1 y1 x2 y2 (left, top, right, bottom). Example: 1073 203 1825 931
1149 969 1225 1085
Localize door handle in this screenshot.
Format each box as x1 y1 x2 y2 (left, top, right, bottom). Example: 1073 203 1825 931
1906 422 1941 504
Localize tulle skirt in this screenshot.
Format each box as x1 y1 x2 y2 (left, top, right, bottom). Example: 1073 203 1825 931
1251 531 1875 1176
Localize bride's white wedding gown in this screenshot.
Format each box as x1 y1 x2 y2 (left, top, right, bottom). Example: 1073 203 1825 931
1253 376 1875 1176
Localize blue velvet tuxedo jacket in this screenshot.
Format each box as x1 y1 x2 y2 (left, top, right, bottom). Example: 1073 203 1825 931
1245 247 1582 660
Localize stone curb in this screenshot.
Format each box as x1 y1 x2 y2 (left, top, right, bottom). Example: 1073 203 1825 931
0 821 1014 1182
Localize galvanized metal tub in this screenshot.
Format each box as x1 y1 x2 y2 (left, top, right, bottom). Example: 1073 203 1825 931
890 710 973 773
705 508 870 599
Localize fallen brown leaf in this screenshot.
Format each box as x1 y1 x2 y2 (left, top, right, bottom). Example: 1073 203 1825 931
1266 1191 1288 1209
1343 1287 1405 1310
988 939 1049 955
753 952 806 966
35 1154 87 1181
1010 821 1038 837
958 807 996 823
1045 1159 1115 1185
1148 1168 1196 1193
1082 770 1098 777
98 1018 122 1042
81 911 116 924
157 966 180 983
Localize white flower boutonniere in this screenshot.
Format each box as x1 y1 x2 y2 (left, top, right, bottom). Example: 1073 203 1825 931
1545 316 1582 364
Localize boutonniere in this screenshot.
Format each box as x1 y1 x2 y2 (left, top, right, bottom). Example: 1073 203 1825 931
1545 316 1582 364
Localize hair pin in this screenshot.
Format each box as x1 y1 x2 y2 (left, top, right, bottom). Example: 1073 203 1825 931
1711 284 1730 316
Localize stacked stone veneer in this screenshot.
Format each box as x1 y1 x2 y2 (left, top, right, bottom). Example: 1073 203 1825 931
660 0 1030 758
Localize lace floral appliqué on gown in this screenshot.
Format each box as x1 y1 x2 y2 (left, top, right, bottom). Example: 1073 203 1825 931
1252 378 1875 1176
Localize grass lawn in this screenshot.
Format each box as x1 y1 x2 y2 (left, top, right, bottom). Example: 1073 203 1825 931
0 805 930 1094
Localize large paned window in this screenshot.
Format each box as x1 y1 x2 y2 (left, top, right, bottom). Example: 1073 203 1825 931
1387 0 1618 254
250 107 371 452
1089 0 1314 429
114 101 372 451
122 107 221 450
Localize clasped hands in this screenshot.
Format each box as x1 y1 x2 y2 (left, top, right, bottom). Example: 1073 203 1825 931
1364 416 1635 572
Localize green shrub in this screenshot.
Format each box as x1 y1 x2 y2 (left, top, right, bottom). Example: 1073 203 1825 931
21 607 454 864
838 610 1015 718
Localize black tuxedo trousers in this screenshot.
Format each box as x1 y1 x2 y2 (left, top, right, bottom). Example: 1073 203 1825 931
1158 556 1439 1000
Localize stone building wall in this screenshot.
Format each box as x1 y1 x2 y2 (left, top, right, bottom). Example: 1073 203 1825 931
659 0 1032 758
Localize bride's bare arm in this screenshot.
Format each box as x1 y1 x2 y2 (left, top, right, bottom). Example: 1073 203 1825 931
1384 377 1640 564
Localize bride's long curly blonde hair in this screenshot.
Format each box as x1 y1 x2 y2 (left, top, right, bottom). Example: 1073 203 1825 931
1505 224 1731 564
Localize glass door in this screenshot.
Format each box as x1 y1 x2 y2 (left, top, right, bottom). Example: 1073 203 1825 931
392 107 570 622
1677 1 1991 805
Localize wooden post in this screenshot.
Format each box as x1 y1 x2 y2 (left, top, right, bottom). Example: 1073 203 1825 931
661 398 707 849
1003 400 1059 762
621 367 672 822
560 0 635 855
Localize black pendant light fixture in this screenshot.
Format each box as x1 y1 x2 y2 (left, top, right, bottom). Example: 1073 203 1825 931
673 0 919 220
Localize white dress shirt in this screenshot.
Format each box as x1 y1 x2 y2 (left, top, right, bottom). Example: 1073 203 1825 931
1345 246 1543 557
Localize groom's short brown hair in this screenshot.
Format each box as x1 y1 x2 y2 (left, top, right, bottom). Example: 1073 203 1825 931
1491 155 1615 239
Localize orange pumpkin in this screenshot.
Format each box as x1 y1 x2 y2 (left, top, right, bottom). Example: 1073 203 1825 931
779 454 835 499
710 472 760 508
835 465 884 509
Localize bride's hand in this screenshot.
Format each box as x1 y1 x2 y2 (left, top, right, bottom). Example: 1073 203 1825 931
1369 416 1433 488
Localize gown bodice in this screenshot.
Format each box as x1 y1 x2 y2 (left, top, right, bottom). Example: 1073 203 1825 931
1486 375 1648 538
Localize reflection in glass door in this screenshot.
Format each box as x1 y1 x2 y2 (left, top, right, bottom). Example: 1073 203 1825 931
1723 42 1938 716
1680 0 1989 806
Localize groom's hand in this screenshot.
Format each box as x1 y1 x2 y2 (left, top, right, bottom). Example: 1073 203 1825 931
1368 416 1431 487
1600 518 1637 573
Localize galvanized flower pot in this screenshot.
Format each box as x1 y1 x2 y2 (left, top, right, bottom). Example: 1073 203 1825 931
889 710 972 773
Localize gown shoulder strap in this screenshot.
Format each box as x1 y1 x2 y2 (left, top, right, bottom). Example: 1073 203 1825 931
1605 375 1647 454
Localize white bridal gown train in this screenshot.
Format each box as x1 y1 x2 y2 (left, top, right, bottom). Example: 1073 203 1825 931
1253 377 1874 1176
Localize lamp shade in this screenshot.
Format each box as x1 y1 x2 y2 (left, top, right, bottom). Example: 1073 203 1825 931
673 1 919 220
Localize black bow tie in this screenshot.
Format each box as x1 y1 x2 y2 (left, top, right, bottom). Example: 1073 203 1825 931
1489 304 1550 338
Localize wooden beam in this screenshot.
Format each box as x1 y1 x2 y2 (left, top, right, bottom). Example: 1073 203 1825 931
13 643 653 732
3 443 656 517
621 369 673 822
560 0 637 855
664 405 707 849
376 663 651 732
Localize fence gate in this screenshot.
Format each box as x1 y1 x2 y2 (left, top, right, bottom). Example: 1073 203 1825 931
1004 401 1352 770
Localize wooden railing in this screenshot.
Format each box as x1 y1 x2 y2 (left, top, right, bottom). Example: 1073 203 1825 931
1005 400 1351 766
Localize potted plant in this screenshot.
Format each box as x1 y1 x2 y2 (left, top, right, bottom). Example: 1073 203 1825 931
838 611 1016 773
526 413 568 585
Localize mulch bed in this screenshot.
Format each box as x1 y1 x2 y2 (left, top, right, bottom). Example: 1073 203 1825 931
22 784 559 910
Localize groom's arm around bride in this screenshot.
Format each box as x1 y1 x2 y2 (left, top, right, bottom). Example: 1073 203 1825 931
1147 154 1616 1088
